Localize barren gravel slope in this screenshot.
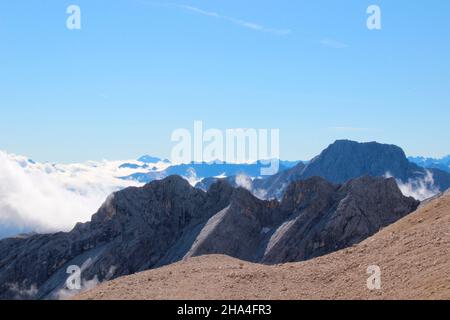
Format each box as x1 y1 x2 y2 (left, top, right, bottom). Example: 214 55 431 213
76 192 450 300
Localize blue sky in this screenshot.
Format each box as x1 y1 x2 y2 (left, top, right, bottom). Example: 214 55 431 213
0 0 449 162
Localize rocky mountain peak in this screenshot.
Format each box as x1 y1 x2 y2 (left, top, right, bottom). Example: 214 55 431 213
254 140 450 200
303 140 411 182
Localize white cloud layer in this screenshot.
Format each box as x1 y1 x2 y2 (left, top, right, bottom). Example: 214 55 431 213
0 151 169 235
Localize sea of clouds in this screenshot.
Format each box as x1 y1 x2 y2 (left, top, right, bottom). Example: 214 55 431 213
0 149 442 239
0 151 172 237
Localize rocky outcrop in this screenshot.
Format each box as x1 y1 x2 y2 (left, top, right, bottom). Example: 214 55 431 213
0 175 419 299
0 176 233 299
185 176 418 264
262 176 419 263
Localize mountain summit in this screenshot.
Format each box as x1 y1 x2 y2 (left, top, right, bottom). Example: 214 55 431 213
253 140 450 199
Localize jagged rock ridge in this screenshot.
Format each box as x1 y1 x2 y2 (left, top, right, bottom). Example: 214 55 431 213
0 175 419 299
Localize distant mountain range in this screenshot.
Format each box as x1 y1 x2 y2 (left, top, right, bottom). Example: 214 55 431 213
191 140 450 200
119 155 171 169
120 141 450 202
137 155 170 164
120 160 301 184
408 155 450 173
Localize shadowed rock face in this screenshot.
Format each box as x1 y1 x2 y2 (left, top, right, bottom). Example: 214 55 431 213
0 176 233 300
252 140 450 199
0 175 419 300
262 176 419 263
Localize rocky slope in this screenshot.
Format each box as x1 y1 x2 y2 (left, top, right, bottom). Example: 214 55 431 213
252 140 450 199
0 175 418 299
77 190 450 300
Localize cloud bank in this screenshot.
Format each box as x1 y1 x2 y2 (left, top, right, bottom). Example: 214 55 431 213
0 151 148 236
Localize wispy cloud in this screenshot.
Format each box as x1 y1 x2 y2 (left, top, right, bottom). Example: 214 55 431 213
179 5 219 18
139 1 291 35
320 38 348 49
385 171 439 201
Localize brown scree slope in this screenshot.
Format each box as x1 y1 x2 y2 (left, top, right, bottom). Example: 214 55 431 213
76 192 450 300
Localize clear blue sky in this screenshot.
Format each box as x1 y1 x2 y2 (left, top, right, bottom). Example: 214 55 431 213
1 0 449 162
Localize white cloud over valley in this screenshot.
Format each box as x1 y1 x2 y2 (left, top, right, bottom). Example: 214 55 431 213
0 151 156 236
